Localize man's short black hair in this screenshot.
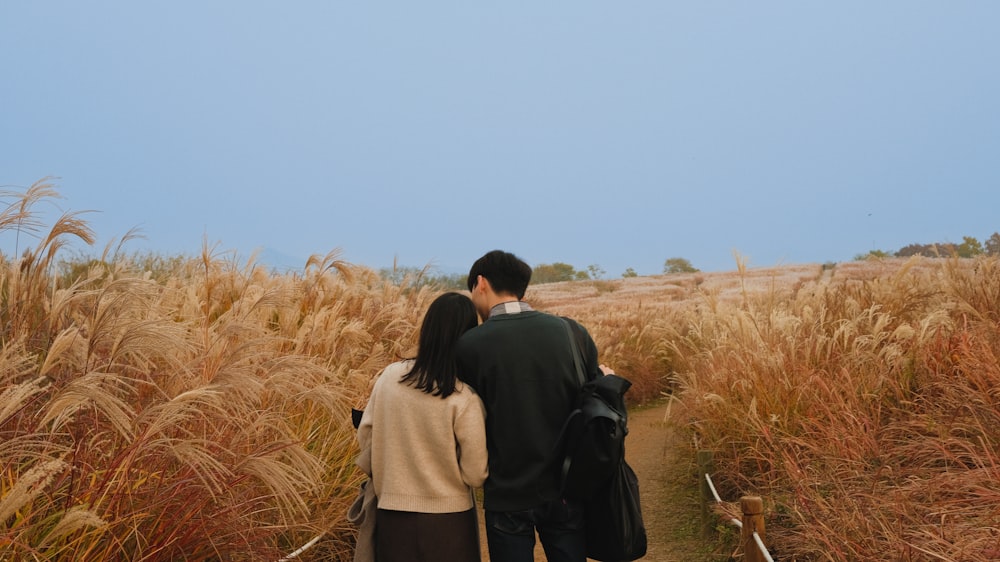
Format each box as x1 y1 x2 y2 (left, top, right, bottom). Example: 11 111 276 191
467 250 532 299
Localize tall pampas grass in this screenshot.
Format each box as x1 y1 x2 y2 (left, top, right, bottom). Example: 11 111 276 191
0 184 427 560
668 256 1000 560
11 180 998 560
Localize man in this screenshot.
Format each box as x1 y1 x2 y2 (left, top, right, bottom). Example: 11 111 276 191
455 250 605 562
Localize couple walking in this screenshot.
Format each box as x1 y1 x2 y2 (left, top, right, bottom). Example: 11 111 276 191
356 249 609 562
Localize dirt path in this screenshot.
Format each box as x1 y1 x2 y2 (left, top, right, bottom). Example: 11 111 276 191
476 399 711 561
625 400 713 561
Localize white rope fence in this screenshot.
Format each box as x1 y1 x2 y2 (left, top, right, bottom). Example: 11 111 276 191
704 473 775 562
277 533 323 561
704 472 743 528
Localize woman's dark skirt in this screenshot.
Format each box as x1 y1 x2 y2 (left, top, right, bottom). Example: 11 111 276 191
375 507 480 562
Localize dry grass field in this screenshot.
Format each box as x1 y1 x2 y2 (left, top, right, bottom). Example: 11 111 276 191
3 184 999 560
641 258 1000 561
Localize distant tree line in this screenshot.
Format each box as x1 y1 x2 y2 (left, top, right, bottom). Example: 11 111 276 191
529 257 700 285
662 257 699 274
378 257 701 290
857 232 1000 260
529 262 603 284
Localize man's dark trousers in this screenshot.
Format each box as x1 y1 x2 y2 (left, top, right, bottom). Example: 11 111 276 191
484 498 586 562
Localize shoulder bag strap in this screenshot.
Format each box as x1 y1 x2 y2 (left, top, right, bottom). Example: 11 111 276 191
563 317 586 387
549 317 587 494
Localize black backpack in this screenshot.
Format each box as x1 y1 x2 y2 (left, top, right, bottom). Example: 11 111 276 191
558 319 648 561
557 319 631 500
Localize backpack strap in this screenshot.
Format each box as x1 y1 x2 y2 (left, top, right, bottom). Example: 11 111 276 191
563 317 586 387
551 317 588 494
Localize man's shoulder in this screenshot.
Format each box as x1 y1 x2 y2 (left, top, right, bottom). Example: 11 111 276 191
490 308 563 323
560 315 591 336
456 324 488 357
532 311 590 337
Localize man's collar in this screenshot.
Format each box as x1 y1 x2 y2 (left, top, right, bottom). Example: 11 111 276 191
488 300 534 318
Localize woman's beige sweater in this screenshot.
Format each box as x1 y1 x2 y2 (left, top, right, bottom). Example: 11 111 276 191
357 360 488 513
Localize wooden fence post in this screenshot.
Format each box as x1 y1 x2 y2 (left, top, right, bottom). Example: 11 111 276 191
740 496 766 562
697 450 714 539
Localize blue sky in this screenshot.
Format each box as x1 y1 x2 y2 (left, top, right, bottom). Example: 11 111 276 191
3 2 998 276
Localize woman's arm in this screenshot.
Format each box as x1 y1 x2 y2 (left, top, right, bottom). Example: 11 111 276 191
454 391 489 488
355 386 378 477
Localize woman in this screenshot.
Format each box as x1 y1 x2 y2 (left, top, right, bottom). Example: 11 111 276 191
356 292 488 562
